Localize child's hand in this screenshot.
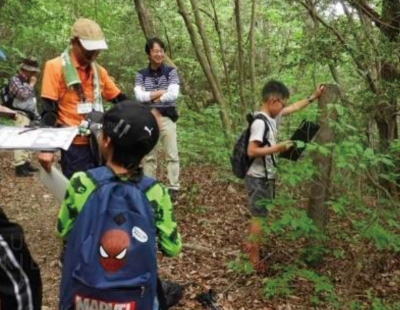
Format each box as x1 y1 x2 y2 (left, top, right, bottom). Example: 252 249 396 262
310 85 324 101
277 140 294 152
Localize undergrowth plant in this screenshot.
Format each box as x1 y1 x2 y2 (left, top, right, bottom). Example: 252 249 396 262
178 105 230 168
178 94 400 309
263 265 339 307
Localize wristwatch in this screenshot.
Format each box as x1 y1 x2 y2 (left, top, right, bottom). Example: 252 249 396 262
307 96 314 103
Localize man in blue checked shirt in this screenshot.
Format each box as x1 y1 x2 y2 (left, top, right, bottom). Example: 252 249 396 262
134 37 181 200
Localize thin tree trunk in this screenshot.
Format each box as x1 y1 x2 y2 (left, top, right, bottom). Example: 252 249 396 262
249 0 257 110
302 85 341 266
189 0 223 93
210 0 233 110
176 0 232 140
234 0 247 120
308 84 340 232
133 0 157 38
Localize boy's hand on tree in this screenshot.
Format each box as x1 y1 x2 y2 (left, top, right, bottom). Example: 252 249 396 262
310 85 325 102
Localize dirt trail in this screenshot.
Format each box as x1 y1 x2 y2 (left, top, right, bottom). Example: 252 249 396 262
0 153 275 309
3 153 398 309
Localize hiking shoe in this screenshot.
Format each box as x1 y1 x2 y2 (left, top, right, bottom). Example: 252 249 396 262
24 161 39 172
161 280 184 308
15 165 33 177
168 189 180 203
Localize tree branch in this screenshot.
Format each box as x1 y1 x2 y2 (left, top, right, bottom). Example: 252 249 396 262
345 0 400 31
299 0 378 93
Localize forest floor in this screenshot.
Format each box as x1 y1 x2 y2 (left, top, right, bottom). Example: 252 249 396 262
0 151 399 310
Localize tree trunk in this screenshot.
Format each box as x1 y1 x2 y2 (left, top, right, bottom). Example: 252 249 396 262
376 0 400 151
249 0 257 110
308 84 340 232
176 0 232 141
210 0 233 111
133 0 157 38
305 84 340 266
189 0 223 93
234 0 247 120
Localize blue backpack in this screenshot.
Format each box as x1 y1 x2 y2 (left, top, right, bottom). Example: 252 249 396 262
59 166 158 310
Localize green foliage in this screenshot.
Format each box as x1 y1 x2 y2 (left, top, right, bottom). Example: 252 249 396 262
265 205 322 241
178 105 230 167
349 301 362 310
227 254 256 275
366 289 397 310
301 243 329 267
362 222 400 252
278 158 317 187
263 266 338 307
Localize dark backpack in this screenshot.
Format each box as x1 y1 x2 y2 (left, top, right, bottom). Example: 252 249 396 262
59 166 158 310
230 113 274 179
0 81 14 108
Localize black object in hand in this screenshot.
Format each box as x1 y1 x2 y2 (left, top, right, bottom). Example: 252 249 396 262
279 120 320 161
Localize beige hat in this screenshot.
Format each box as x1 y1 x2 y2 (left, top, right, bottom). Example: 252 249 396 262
20 57 40 72
71 18 108 51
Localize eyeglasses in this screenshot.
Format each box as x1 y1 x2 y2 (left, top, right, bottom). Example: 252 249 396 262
275 98 286 107
151 49 165 55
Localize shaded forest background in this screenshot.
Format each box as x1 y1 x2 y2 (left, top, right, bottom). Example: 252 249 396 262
0 0 399 309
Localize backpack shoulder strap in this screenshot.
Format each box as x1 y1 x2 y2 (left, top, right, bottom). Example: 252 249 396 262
253 113 277 168
139 67 150 75
161 65 174 82
140 67 150 85
140 65 173 85
86 166 115 186
253 113 271 143
87 167 157 193
135 176 157 193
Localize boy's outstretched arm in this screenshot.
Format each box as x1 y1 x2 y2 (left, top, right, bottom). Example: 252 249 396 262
281 85 324 116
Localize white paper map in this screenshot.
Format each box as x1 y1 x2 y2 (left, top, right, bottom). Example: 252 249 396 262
0 126 79 150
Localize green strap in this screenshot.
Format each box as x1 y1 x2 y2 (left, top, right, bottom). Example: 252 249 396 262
61 46 103 112
92 63 103 112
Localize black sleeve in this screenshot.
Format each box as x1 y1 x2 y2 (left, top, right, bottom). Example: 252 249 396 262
41 97 58 127
109 92 128 104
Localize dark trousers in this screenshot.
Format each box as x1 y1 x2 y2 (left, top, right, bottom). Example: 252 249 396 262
0 208 42 310
61 144 97 179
